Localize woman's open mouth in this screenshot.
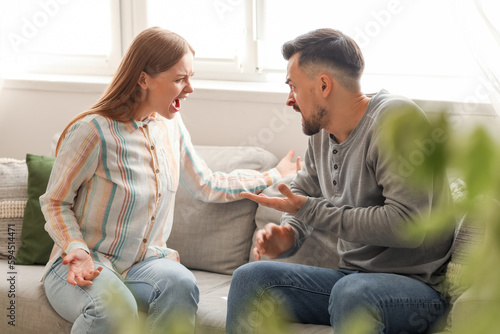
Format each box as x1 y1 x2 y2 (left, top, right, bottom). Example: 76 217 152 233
172 99 181 112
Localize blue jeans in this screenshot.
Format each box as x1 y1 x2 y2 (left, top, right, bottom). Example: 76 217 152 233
226 261 448 334
43 257 199 334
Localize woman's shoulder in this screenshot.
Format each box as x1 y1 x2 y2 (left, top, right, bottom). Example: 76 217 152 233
75 113 132 134
63 114 120 144
79 113 110 125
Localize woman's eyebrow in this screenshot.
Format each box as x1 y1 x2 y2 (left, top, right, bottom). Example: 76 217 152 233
176 71 194 77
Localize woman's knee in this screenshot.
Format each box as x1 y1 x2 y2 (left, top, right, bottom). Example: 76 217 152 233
130 259 199 303
169 267 199 297
43 263 138 331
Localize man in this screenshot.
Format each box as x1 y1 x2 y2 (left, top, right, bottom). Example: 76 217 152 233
225 28 453 334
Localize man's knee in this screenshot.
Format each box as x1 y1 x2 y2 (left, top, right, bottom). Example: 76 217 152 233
232 262 257 285
232 261 283 287
329 274 379 315
332 273 381 298
328 275 385 333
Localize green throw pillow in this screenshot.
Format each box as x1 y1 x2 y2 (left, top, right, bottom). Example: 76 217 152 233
15 154 55 265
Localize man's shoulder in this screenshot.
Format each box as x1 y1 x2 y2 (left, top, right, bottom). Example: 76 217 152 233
368 90 425 124
370 89 420 110
371 89 421 110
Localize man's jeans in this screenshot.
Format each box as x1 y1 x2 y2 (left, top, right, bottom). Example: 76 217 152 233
43 256 199 334
226 261 448 334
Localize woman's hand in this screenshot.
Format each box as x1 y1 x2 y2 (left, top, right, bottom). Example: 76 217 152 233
253 223 296 260
275 149 303 178
62 248 103 286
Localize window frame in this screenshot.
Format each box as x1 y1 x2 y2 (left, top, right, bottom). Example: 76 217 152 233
1 0 123 77
132 0 270 82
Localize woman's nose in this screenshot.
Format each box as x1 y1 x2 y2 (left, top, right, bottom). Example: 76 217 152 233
185 78 194 94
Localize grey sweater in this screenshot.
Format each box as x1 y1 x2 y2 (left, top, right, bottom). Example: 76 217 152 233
284 89 454 289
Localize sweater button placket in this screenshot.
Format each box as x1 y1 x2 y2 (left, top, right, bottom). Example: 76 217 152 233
333 149 339 186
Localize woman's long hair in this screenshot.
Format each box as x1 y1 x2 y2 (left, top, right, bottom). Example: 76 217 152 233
56 27 195 154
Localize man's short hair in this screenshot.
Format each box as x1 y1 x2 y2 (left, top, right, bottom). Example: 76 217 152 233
282 28 365 91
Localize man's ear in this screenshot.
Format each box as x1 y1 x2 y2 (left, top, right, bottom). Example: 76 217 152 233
319 74 333 97
138 71 149 90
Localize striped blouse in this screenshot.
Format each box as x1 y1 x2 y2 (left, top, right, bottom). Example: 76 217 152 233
40 113 281 277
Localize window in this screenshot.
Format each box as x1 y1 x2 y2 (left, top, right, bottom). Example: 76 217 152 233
1 0 497 92
145 0 254 79
0 0 121 76
143 0 486 81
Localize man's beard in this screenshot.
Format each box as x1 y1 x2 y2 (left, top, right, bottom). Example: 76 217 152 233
297 103 327 136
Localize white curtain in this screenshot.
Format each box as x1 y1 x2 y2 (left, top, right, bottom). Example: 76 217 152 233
452 0 500 116
0 0 6 91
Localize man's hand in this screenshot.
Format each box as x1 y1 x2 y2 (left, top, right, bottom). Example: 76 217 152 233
241 184 307 215
253 223 296 260
62 248 103 286
275 149 304 178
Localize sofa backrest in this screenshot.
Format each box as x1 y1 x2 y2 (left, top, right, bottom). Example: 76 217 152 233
169 145 279 275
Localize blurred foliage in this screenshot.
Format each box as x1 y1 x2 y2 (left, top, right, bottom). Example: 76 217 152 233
244 294 294 334
381 107 500 333
106 283 196 334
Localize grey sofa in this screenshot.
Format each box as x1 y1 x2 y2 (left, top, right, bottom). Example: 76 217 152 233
0 145 486 334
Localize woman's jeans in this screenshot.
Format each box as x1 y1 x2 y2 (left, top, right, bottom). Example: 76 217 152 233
226 261 448 334
43 256 199 334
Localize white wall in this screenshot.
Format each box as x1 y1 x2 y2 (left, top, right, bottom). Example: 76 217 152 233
179 84 307 161
0 85 99 159
0 78 498 161
0 80 307 161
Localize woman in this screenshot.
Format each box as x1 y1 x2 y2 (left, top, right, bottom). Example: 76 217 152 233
41 27 299 334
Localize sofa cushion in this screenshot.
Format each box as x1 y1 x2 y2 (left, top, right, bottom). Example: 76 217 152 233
0 158 28 260
192 270 232 334
250 174 340 269
0 261 72 333
169 145 278 275
192 270 334 334
15 154 55 265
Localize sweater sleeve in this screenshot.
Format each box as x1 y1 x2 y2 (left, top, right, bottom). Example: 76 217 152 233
40 121 100 255
177 117 281 203
292 112 437 249
280 137 323 255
